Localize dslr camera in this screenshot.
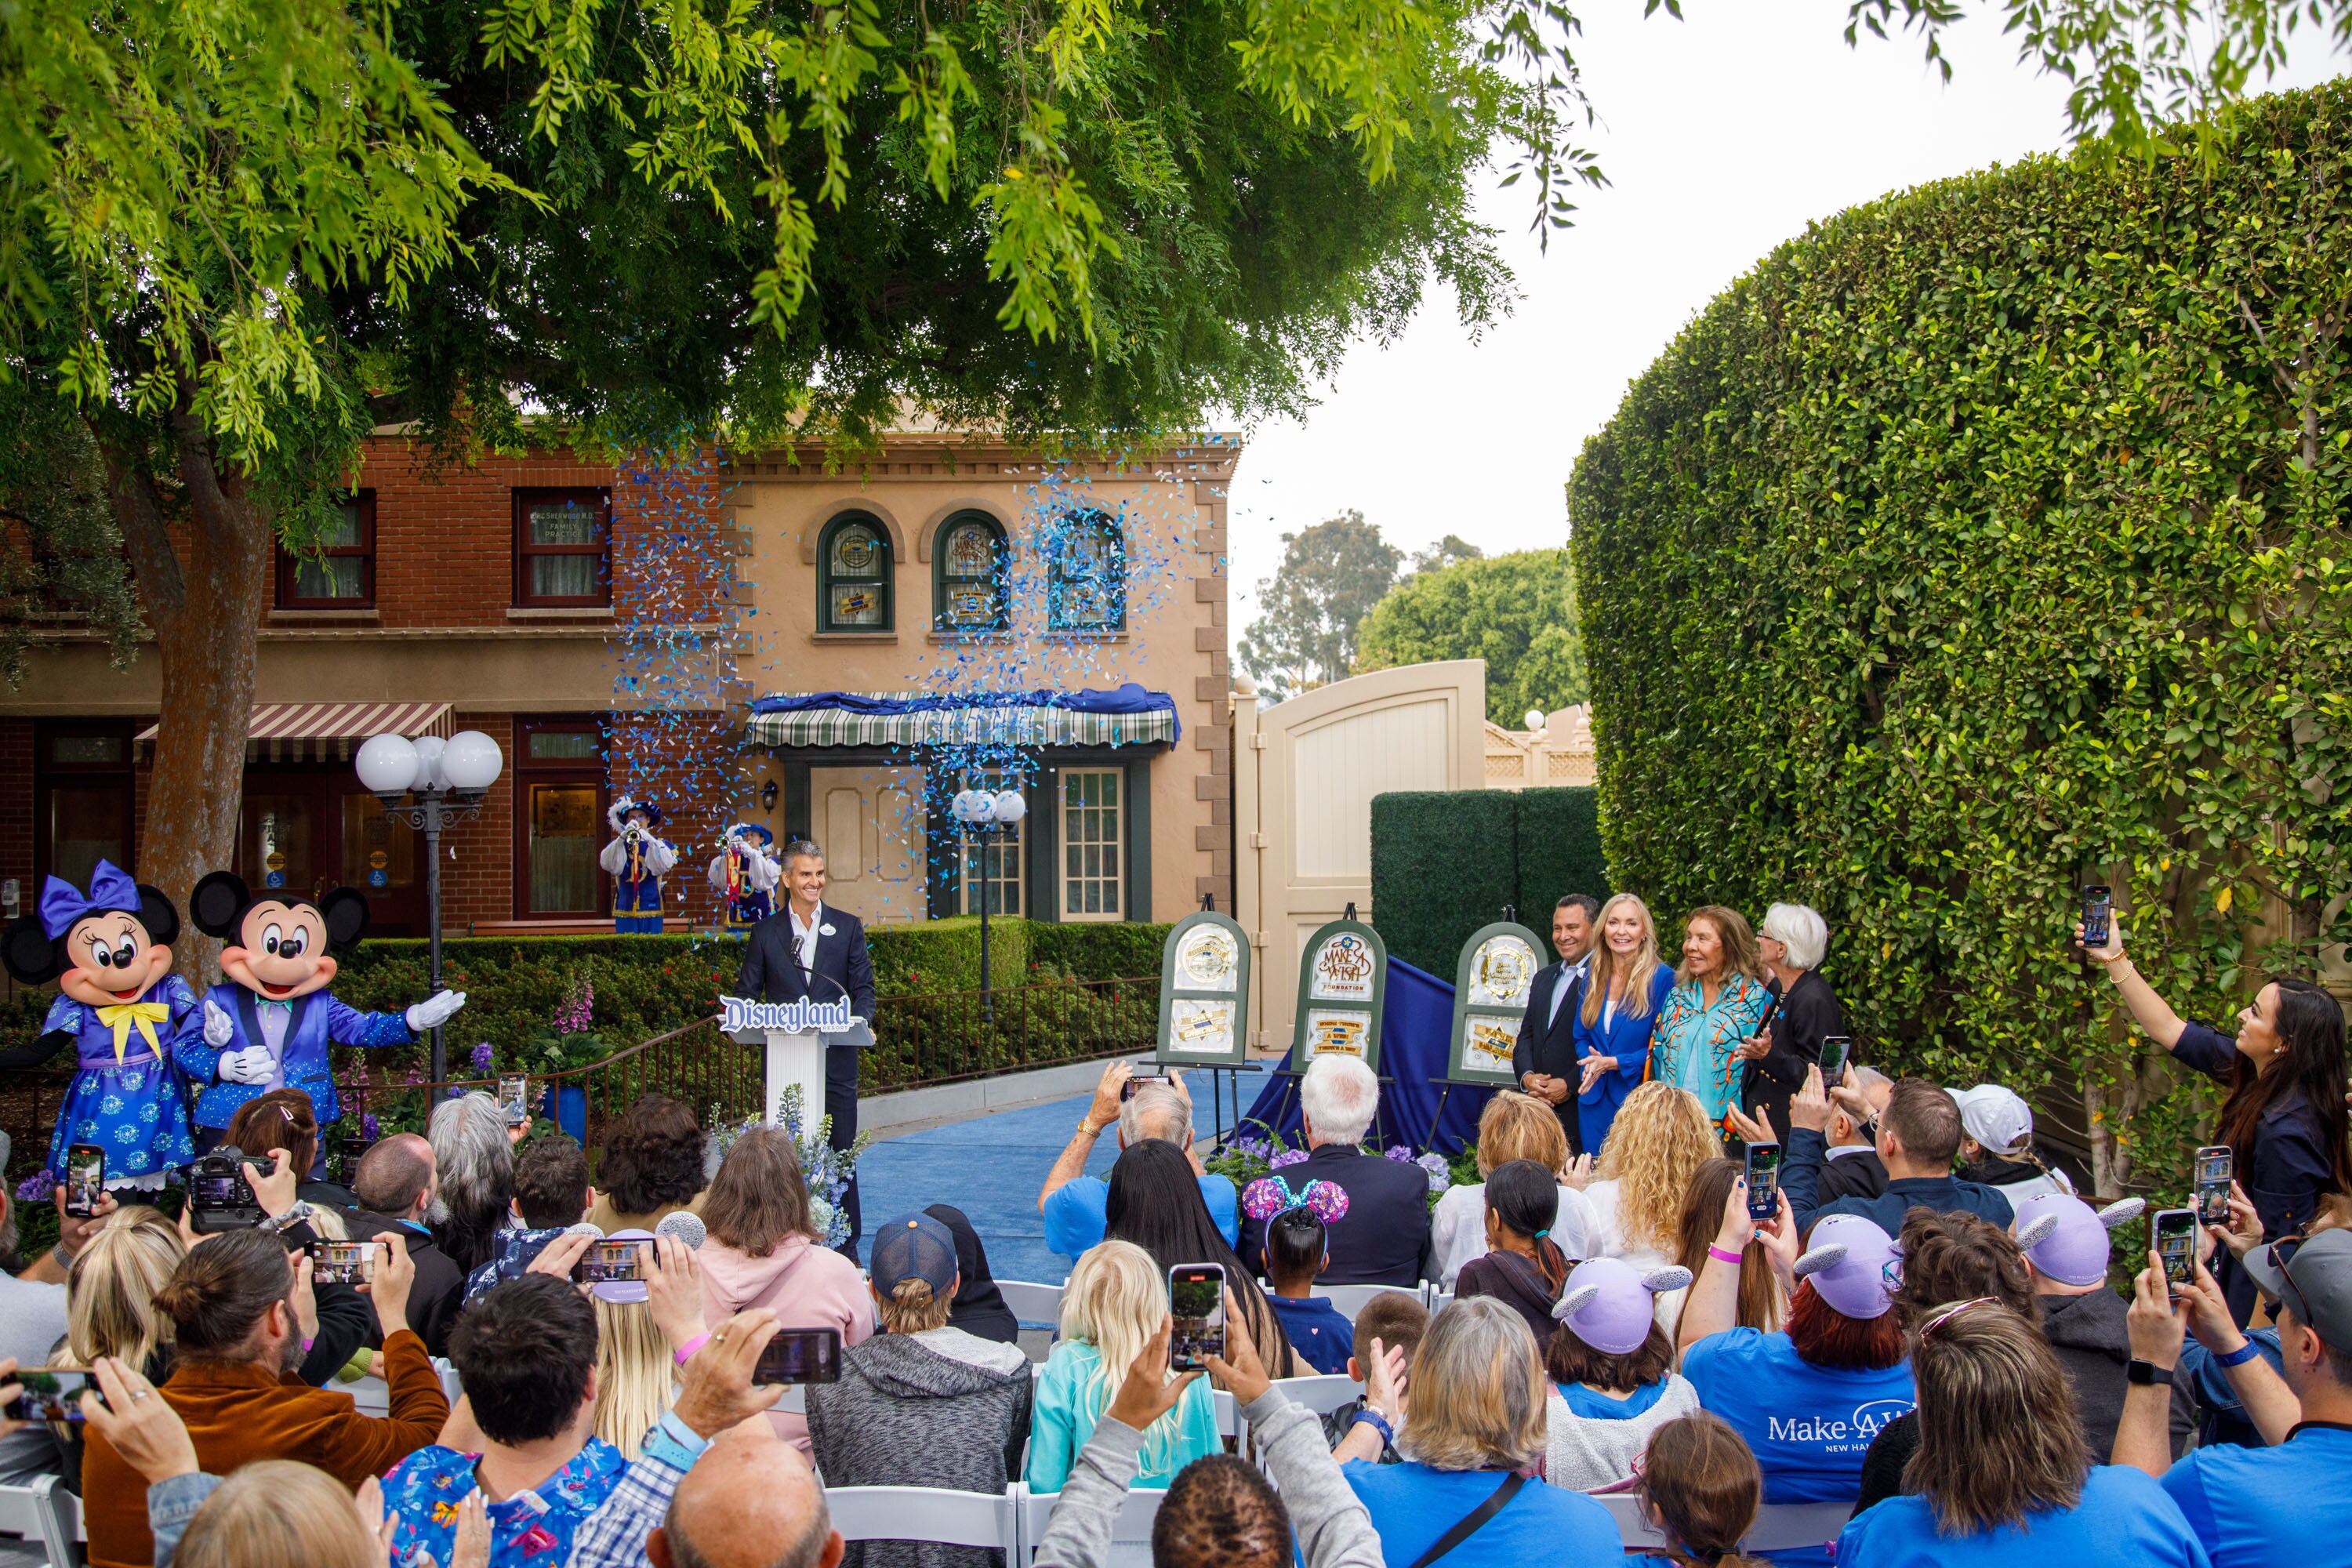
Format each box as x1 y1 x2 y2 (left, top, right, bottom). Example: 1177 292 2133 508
187 1145 265 1235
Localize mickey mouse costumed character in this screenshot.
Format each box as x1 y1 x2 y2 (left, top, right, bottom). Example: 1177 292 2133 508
707 821 780 931
0 860 199 1189
174 871 466 1152
599 796 677 934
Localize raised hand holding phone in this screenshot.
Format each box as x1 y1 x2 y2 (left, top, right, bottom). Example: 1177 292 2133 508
1203 1287 1272 1404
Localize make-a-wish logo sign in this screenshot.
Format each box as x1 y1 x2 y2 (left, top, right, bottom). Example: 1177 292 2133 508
1766 1398 1916 1454
719 995 855 1033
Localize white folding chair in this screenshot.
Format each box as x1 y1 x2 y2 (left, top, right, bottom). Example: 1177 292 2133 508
1426 1291 1456 1314
823 1486 1020 1552
1598 1493 1668 1549
0 1478 55 1559
997 1280 1067 1329
1211 1388 1240 1439
1264 1374 1364 1419
1742 1501 1854 1552
1313 1284 1419 1320
1019 1486 1166 1563
343 1357 463 1418
50 1483 85 1562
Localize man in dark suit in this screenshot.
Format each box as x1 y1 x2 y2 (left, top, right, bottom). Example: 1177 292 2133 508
1238 1054 1434 1286
1511 894 1599 1154
738 838 877 1252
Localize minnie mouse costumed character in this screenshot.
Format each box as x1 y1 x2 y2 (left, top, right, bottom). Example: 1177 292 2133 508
0 861 199 1189
599 797 677 934
174 871 466 1152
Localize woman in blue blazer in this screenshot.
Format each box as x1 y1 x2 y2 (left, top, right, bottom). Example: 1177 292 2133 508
1571 892 1676 1157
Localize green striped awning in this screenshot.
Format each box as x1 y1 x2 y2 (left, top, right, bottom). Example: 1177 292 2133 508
745 691 1178 750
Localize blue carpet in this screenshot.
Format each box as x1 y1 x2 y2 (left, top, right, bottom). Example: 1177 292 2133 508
855 1063 1273 1283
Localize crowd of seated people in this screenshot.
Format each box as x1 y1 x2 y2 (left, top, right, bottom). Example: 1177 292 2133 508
2 895 2350 1568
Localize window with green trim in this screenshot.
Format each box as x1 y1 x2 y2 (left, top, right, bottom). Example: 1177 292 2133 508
818 513 892 631
1046 510 1125 632
934 512 1010 633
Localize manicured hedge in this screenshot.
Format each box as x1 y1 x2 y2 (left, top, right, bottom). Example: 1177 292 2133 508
1369 788 1606 975
1566 82 2352 1195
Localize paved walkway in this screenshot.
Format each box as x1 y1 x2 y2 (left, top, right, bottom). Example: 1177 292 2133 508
854 1062 1273 1283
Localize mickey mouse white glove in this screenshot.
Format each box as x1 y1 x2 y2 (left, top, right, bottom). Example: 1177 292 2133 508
202 998 236 1049
219 1046 274 1085
405 989 466 1033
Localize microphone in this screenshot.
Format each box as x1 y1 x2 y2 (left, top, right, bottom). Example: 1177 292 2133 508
655 1210 706 1250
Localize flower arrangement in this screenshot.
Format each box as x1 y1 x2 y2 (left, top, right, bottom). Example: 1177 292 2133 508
522 961 609 1076
709 1085 871 1250
1206 1123 1457 1210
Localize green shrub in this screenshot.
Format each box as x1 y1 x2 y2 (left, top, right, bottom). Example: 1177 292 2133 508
1369 790 1521 975
1515 788 1610 920
1566 82 2352 1196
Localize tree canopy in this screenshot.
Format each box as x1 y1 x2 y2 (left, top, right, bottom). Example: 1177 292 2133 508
1355 549 1586 727
1236 512 1403 699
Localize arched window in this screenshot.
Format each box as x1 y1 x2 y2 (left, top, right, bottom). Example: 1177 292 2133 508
1046 509 1125 633
933 511 1010 633
818 512 892 632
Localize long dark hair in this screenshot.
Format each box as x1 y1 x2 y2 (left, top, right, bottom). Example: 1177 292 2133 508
2220 978 2352 1194
1675 1159 1780 1334
1104 1139 1298 1377
1486 1159 1569 1294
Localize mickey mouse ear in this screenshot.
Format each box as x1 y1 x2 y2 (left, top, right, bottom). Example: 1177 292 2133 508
2016 1214 2062 1250
2096 1197 2146 1230
189 871 249 939
1792 1241 1849 1279
1642 1265 1694 1294
318 889 371 952
1553 1283 1602 1321
1 918 59 985
135 886 180 949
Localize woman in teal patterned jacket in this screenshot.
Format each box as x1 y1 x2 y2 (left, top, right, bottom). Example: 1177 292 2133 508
1650 906 1773 1140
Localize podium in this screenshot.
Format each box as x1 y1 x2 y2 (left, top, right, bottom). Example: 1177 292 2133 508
724 1015 876 1131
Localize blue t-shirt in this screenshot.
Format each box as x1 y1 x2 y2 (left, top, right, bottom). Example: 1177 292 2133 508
1042 1172 1240 1260
2161 1421 2352 1568
1682 1328 1914 1568
1342 1460 1619 1568
1555 1377 1669 1421
1838 1465 2210 1567
383 1439 627 1568
1267 1294 1356 1374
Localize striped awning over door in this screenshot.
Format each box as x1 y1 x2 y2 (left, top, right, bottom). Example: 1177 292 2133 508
136 702 454 763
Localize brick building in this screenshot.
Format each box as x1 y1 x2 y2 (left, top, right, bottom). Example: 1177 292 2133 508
0 430 1239 934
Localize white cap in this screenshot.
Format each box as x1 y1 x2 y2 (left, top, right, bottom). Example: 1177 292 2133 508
1947 1084 2034 1155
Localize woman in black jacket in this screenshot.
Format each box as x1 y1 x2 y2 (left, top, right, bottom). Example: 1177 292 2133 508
1737 903 1845 1142
1454 1160 1571 1346
2081 915 2350 1323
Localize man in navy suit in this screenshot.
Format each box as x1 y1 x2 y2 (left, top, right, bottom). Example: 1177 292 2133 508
1511 894 1599 1155
738 839 877 1251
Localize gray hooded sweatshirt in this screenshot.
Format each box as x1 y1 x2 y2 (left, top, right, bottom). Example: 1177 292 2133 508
807 1326 1036 1568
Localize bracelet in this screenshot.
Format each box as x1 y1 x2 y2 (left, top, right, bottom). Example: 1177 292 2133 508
1708 1244 1744 1265
673 1333 712 1367
1077 1116 1107 1138
2213 1338 2262 1368
1351 1409 1395 1447
50 1243 72 1270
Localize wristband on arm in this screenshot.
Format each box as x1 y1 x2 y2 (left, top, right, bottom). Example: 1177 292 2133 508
2213 1339 2262 1368
1707 1244 1744 1265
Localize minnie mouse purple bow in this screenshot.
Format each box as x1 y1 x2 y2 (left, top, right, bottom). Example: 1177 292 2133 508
1242 1174 1351 1224
39 858 142 940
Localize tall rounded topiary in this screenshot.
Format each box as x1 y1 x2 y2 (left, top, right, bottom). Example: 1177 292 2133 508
1569 83 2352 1195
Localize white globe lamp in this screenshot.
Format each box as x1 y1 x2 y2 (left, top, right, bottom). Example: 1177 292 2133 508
355 734 419 806
441 730 504 797
410 734 448 793
1524 708 1546 733
991 790 1027 825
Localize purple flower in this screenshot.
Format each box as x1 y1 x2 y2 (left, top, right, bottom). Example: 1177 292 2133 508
1269 1148 1308 1170
470 1040 494 1072
1384 1144 1414 1163
15 1173 53 1203
362 1113 381 1140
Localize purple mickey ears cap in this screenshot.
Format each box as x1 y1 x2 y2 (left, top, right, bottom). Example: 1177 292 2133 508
1792 1214 1900 1320
1551 1257 1692 1356
593 1229 654 1305
2013 1194 2141 1288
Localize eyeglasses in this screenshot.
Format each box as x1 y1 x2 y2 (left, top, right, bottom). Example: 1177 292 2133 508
2267 1234 2313 1324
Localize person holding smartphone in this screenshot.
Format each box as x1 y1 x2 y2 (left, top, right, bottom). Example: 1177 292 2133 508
2078 913 2351 1323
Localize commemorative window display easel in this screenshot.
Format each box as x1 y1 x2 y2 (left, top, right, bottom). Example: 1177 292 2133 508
1428 911 1548 1134
1154 902 1251 1144
1258 907 1393 1145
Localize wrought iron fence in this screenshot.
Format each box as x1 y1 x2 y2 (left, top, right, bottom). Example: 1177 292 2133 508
2 975 1159 1189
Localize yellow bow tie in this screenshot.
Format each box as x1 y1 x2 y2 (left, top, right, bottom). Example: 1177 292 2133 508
94 1000 169 1065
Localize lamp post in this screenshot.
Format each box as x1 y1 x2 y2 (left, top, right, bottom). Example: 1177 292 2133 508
356 729 505 1083
949 785 1028 1023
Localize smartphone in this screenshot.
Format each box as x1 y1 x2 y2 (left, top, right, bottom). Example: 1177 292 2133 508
753 1327 842 1386
2194 1146 2234 1225
1817 1036 1851 1082
499 1075 529 1127
2154 1207 2198 1291
4 1369 91 1424
64 1144 106 1218
1744 1142 1783 1221
309 1240 378 1285
1122 1073 1171 1101
2082 886 2114 949
573 1240 647 1284
1168 1262 1227 1371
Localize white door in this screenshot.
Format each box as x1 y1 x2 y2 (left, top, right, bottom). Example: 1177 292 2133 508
805 765 926 924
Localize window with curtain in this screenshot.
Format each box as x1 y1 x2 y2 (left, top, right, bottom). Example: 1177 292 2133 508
514 490 611 607
935 512 1009 632
1046 510 1125 632
819 513 893 631
1061 768 1123 920
276 493 374 607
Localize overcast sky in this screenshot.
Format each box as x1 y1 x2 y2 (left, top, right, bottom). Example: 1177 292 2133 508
1221 0 2344 622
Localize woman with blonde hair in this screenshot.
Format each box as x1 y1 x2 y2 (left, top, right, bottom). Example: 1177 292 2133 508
1651 907 1773 1139
1574 892 1677 1156
588 1229 675 1460
1342 1297 1621 1566
1587 1083 1720 1269
1432 1090 1600 1288
171 1460 396 1568
1025 1239 1219 1494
